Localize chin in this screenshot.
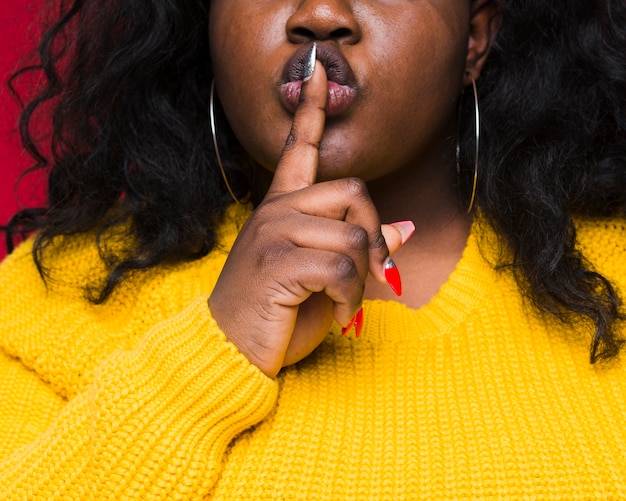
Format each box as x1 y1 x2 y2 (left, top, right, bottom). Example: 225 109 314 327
317 151 380 182
315 160 359 182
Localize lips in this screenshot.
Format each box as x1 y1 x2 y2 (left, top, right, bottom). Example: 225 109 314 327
279 43 358 117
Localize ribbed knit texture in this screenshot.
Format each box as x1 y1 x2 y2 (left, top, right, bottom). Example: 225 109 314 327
1 205 625 499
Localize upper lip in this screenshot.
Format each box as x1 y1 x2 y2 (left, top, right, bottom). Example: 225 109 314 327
281 42 358 88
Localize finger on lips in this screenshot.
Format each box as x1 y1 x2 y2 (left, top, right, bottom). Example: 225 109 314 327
263 43 414 334
268 45 327 196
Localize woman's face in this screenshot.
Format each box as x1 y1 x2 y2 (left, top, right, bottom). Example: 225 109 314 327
209 0 473 183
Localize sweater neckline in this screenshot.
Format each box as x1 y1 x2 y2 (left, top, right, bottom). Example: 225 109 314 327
337 217 506 343
225 204 507 344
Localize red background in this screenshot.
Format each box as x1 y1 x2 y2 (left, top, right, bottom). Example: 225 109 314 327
0 2 46 260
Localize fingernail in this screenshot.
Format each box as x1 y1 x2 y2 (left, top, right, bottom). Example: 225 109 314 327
341 306 364 337
342 313 356 336
384 257 402 296
354 307 364 338
390 220 415 246
303 43 317 82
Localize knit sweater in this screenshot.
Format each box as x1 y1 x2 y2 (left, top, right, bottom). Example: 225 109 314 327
1 204 625 500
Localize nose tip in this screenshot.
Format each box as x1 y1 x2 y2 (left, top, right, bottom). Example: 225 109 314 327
286 1 361 44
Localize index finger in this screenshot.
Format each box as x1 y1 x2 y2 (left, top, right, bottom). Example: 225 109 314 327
266 47 328 197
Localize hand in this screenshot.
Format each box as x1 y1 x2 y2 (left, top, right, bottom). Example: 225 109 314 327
209 60 406 378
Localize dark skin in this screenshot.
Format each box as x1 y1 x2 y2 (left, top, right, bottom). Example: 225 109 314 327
208 0 501 378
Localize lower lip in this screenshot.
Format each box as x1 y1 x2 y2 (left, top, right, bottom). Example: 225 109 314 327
280 81 357 117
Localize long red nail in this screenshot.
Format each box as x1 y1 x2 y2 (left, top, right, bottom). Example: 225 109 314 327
342 314 356 336
354 307 364 338
342 307 364 337
384 258 402 296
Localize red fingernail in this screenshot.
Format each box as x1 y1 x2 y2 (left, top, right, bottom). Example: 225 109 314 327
390 220 415 246
341 307 364 337
384 258 402 296
354 307 364 338
342 313 357 336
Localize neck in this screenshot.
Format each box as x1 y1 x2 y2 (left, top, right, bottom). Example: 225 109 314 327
365 142 473 309
367 131 470 233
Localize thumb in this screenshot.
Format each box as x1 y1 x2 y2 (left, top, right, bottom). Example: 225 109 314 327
381 221 415 255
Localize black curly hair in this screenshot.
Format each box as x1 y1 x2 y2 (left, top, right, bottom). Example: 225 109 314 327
2 0 626 362
461 0 626 362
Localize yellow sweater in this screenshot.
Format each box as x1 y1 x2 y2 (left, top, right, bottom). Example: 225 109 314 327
1 204 626 500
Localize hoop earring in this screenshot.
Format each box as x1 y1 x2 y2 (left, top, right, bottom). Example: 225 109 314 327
456 76 480 214
209 79 249 205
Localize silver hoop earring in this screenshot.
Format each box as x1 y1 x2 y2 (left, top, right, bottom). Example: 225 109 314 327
209 79 249 205
456 76 480 214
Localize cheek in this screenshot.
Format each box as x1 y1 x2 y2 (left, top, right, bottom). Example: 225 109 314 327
209 4 292 169
340 23 465 176
225 103 292 173
372 9 466 111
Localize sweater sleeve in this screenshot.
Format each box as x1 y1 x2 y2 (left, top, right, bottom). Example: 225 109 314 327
0 296 279 500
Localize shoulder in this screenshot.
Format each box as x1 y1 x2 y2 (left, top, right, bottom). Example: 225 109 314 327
0 203 252 336
0 205 251 396
0 203 251 295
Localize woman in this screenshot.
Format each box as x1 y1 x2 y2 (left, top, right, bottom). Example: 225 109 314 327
1 0 625 498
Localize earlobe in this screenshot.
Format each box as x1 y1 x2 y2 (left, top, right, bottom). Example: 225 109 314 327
464 0 503 85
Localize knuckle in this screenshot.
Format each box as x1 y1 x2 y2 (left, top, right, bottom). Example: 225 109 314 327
369 230 388 252
331 254 359 283
252 200 291 228
301 137 322 150
345 225 369 251
284 132 296 150
254 198 280 218
256 241 290 271
282 123 321 154
343 177 368 198
282 126 297 152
